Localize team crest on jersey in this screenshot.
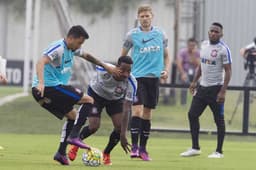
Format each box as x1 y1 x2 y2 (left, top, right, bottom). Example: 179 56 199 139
114 86 124 97
211 49 218 58
103 73 111 79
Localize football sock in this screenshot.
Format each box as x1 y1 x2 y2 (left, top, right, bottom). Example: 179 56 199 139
80 126 95 140
69 103 92 138
130 116 142 146
104 130 120 154
58 119 74 155
189 114 200 150
139 119 151 150
216 117 225 153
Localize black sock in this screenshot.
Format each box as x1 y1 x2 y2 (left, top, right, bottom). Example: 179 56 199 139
79 126 95 140
104 130 120 154
69 103 92 138
139 119 151 150
189 113 200 150
130 116 142 146
216 117 225 153
58 119 74 155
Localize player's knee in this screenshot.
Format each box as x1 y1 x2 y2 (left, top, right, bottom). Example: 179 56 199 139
79 95 94 104
65 109 77 120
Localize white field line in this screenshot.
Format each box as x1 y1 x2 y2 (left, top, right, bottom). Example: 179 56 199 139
0 92 29 106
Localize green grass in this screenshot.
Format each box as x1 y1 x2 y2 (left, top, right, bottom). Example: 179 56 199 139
0 134 255 170
0 87 256 170
0 86 23 98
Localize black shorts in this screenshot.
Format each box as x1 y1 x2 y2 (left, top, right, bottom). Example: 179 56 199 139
32 85 83 120
133 77 160 109
86 87 123 117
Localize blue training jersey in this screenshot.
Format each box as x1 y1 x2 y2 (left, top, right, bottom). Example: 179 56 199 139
32 39 82 87
123 26 168 78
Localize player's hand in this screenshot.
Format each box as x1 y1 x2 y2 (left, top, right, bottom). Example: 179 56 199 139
216 89 226 103
181 73 187 82
36 83 45 97
0 75 7 84
160 70 168 79
189 81 197 95
120 134 131 154
104 64 121 77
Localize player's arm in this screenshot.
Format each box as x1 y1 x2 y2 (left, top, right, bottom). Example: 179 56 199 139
36 56 51 97
80 52 119 76
121 31 133 56
189 65 201 94
120 99 133 154
160 48 171 79
217 63 232 103
0 74 7 84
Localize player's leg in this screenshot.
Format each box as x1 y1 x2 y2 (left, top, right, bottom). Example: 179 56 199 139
180 87 207 157
68 88 103 161
102 101 123 165
208 86 225 158
138 78 159 161
130 78 144 158
32 85 83 165
67 103 93 149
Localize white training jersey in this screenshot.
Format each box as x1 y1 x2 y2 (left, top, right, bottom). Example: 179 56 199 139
90 64 137 101
200 40 232 87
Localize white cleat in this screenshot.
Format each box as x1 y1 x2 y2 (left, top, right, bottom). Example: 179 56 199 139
180 148 201 157
208 152 224 158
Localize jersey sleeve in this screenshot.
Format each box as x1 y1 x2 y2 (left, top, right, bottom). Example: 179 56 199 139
222 45 232 65
43 44 64 61
73 48 83 57
125 75 137 102
122 31 133 50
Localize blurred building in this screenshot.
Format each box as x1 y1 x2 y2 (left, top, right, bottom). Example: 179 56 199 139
0 0 255 86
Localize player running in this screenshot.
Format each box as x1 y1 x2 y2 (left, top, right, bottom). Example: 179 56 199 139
67 56 137 165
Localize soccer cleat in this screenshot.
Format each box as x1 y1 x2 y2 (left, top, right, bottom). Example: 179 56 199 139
139 149 152 161
130 145 139 158
53 152 69 165
103 153 112 165
208 152 224 158
67 137 90 149
180 148 201 157
68 145 79 161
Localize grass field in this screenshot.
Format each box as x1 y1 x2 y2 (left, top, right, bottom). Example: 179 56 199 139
0 87 256 170
0 134 255 170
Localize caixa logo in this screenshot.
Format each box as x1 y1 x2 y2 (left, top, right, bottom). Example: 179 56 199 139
139 46 160 53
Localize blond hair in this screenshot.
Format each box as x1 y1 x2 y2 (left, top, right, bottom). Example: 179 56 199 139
137 4 153 15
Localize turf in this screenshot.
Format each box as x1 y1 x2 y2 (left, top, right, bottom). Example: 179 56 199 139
0 134 255 170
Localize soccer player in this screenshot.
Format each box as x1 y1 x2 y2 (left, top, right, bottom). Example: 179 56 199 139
120 4 170 161
180 22 232 158
67 56 137 165
31 25 116 165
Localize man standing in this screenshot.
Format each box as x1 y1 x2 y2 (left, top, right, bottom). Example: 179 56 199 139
121 4 170 161
31 25 115 165
67 56 137 165
176 38 200 105
180 22 232 158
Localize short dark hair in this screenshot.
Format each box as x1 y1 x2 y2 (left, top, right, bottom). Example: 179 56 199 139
187 37 198 44
211 22 223 29
117 56 133 66
67 25 89 39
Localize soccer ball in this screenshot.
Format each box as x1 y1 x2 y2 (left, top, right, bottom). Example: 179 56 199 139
82 147 103 167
